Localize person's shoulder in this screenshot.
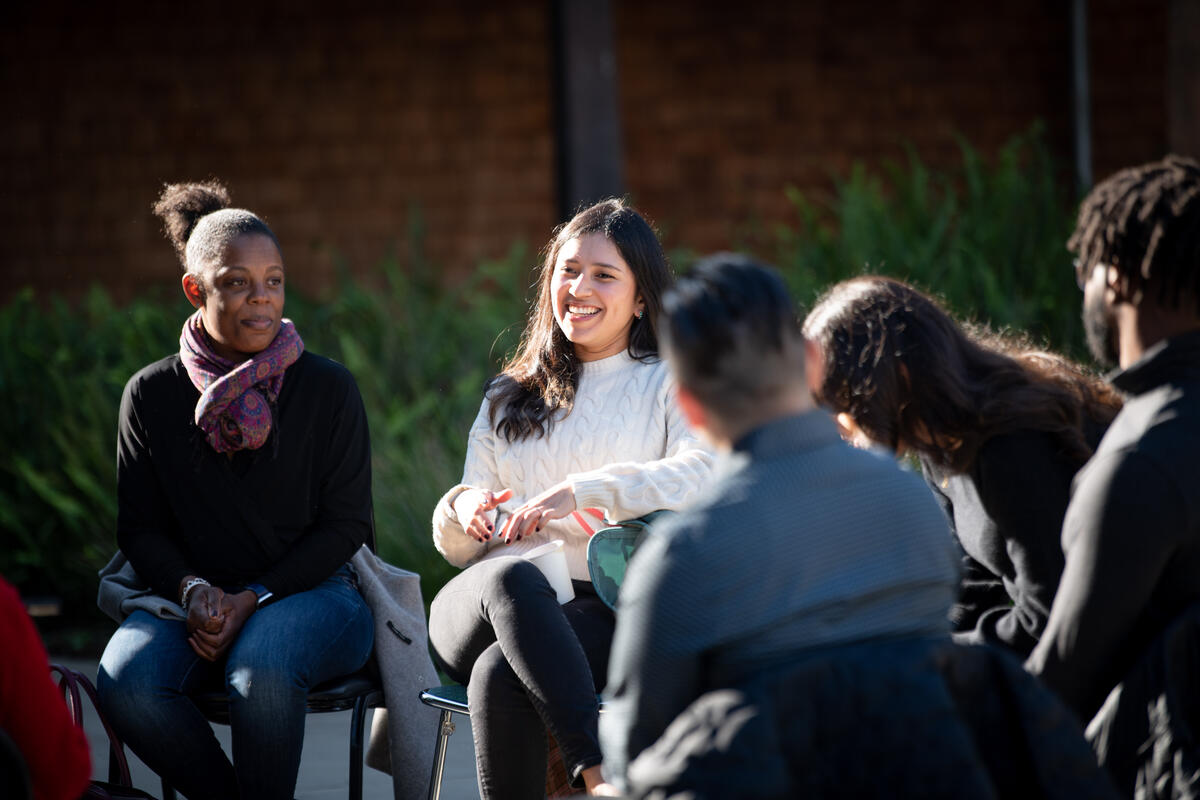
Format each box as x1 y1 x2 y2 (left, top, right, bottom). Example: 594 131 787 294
290 351 361 392
978 427 1062 462
974 427 1081 487
634 504 724 576
124 354 185 396
1096 384 1200 470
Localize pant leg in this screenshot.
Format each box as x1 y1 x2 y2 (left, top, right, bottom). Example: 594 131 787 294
98 610 237 800
429 558 615 800
224 565 374 800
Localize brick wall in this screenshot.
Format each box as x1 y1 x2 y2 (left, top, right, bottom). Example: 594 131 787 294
616 0 1169 258
0 1 1170 303
0 1 556 303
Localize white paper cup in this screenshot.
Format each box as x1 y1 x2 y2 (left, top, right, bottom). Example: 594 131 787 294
522 540 575 604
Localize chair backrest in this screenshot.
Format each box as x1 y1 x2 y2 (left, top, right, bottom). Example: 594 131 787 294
586 511 672 610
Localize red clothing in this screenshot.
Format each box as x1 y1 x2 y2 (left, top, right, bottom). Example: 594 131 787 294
0 578 92 800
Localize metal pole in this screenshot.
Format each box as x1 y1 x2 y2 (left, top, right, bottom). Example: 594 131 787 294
1071 0 1093 194
552 0 626 220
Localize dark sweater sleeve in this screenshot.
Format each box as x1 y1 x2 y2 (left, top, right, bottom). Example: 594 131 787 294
253 367 372 598
601 522 708 789
1028 450 1186 720
962 434 1069 657
116 369 195 602
922 469 1010 632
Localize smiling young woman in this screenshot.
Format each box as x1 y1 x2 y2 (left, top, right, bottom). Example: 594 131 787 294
429 199 713 798
551 232 645 362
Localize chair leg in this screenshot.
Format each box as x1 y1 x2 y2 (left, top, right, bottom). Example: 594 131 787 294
349 695 368 800
425 709 455 800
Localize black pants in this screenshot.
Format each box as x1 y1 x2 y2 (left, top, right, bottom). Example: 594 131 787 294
428 557 616 799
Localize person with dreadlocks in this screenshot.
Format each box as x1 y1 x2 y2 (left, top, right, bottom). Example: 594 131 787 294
1026 155 1200 794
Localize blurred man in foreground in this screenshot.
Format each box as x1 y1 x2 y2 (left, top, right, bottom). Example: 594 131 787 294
601 254 1116 798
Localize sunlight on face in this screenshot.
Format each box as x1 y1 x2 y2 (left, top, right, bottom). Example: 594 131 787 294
193 233 285 362
550 233 644 361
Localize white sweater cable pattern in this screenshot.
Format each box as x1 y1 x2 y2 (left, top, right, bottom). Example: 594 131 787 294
432 352 714 581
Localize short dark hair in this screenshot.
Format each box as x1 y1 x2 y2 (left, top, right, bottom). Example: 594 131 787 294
661 253 805 421
1069 154 1200 314
152 180 281 276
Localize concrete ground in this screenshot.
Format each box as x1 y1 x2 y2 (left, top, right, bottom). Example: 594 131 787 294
54 656 481 800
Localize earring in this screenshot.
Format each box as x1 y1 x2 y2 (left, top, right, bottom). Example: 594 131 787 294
635 308 644 320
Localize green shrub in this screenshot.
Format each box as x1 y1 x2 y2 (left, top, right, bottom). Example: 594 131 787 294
747 124 1084 358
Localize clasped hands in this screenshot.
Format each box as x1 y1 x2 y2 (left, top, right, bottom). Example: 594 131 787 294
181 580 258 662
453 481 577 544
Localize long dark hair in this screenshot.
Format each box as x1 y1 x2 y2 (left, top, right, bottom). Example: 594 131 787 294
487 199 672 442
802 276 1122 472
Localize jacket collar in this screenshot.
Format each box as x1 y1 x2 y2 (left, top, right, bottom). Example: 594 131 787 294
732 410 842 459
1111 328 1200 397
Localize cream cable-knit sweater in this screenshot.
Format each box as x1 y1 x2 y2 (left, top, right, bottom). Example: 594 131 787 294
433 351 714 581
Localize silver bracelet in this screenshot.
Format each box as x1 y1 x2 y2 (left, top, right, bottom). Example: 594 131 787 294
180 577 210 612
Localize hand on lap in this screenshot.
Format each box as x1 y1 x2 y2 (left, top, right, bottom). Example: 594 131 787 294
499 481 576 543
454 487 514 542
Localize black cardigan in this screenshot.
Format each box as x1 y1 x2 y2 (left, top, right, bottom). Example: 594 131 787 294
922 424 1102 657
116 351 371 603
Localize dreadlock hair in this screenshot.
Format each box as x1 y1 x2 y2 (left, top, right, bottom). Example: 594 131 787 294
152 180 281 278
803 276 1122 473
1069 154 1200 314
486 199 672 442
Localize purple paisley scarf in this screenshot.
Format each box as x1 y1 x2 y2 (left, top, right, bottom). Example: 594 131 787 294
179 310 304 453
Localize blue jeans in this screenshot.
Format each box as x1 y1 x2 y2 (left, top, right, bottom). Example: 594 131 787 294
97 566 373 800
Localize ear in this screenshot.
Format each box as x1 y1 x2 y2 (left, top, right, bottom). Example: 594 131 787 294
835 412 865 444
181 273 205 309
635 295 646 319
1106 264 1142 304
675 384 708 432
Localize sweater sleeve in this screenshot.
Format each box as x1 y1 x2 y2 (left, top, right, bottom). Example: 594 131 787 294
964 433 1069 657
1027 449 1186 720
432 399 502 567
568 375 712 522
116 370 196 602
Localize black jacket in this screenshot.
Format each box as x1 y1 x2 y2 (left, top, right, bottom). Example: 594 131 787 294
625 636 1120 799
923 421 1105 658
116 351 372 602
1028 329 1200 722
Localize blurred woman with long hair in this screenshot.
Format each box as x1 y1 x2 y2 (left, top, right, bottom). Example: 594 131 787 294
803 276 1121 656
